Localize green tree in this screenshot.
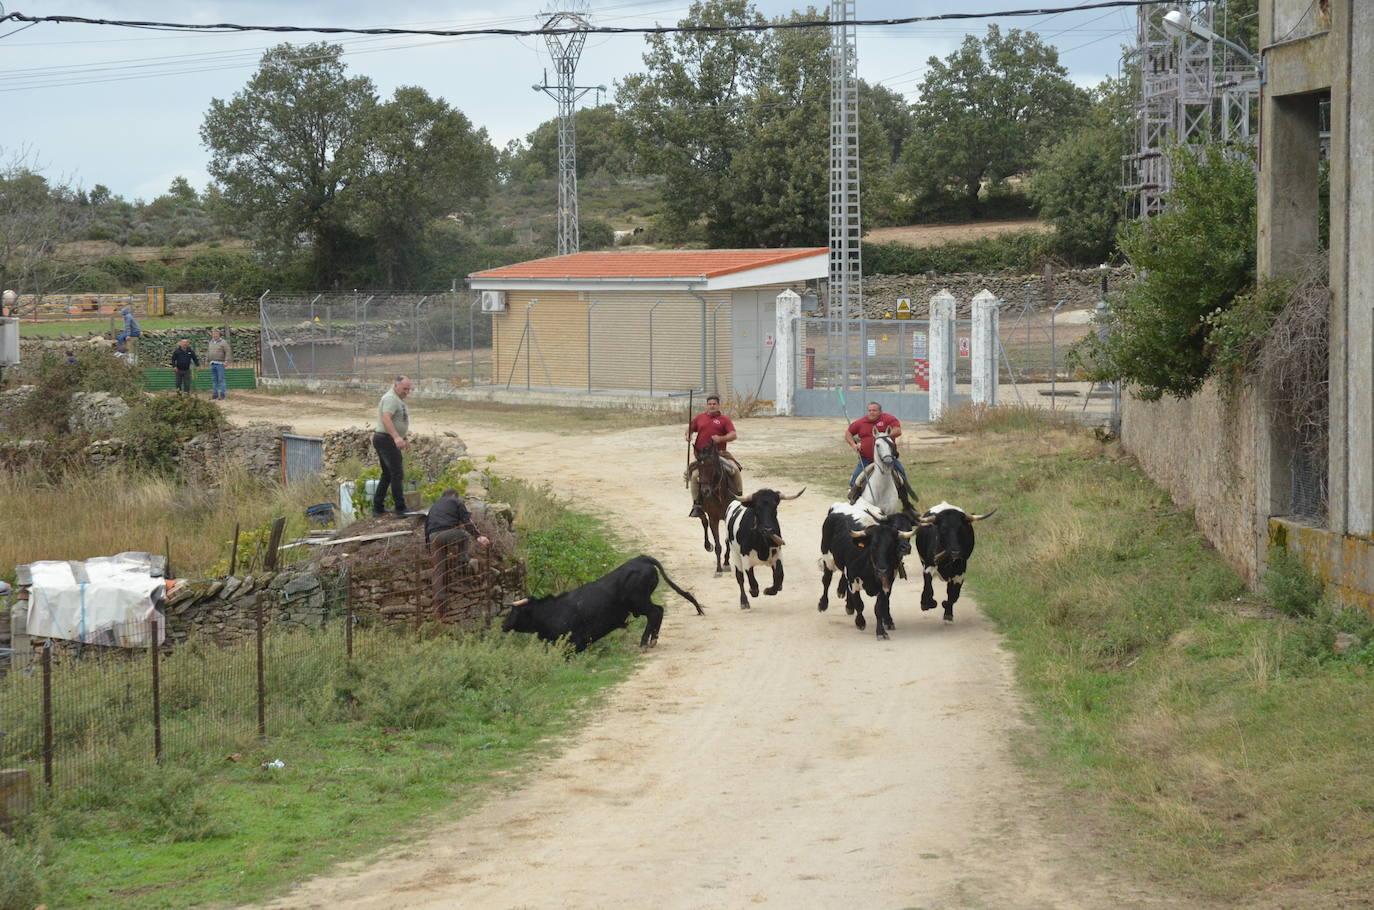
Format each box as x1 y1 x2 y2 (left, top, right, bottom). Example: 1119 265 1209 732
616 0 768 242
1029 77 1131 262
1080 144 1257 400
201 42 376 286
509 106 633 184
901 25 1089 214
358 86 497 287
0 152 87 297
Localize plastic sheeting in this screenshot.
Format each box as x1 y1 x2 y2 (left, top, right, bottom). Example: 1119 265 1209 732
22 551 166 648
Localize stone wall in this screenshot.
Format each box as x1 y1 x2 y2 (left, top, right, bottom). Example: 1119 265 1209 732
856 265 1127 317
18 327 259 371
321 426 469 481
177 424 286 485
1120 379 1263 584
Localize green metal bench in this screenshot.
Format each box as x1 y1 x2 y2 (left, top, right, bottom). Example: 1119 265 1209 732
141 367 257 392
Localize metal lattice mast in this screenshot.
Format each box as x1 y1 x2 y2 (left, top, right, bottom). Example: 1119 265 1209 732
829 0 861 385
1124 2 1258 218
534 4 598 255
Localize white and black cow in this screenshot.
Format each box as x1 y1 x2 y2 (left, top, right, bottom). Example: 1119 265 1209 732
817 504 917 639
915 501 996 622
724 487 804 609
502 555 703 652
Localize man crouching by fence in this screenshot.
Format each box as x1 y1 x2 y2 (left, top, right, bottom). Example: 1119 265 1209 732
426 488 490 617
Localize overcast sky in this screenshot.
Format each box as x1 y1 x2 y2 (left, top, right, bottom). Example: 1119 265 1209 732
0 1 1138 201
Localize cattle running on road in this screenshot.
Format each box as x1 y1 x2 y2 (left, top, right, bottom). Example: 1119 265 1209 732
915 502 996 622
724 487 804 609
817 503 917 639
502 555 703 652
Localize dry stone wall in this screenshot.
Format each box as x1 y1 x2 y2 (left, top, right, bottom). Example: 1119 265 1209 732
853 265 1127 316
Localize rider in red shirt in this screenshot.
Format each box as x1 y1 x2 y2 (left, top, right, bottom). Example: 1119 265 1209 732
685 395 740 517
844 401 911 504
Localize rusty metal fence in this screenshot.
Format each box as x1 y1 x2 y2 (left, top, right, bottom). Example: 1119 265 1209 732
0 555 495 796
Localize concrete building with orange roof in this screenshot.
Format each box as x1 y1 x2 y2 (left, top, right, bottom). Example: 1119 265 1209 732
468 248 826 403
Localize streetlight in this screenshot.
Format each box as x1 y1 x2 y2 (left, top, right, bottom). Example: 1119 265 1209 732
1163 9 1264 75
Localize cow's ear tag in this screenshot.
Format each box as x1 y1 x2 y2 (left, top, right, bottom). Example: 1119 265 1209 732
857 542 865 548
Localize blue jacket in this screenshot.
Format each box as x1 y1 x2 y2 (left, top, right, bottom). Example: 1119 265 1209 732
123 311 141 336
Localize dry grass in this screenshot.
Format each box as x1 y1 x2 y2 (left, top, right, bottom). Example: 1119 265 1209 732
0 466 332 580
864 218 1052 247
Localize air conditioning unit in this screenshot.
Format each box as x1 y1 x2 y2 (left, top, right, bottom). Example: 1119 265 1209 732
480 291 507 313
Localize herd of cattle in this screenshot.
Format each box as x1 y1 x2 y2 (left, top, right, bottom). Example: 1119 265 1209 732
502 460 993 649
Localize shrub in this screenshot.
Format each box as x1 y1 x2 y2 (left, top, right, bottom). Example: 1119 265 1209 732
579 218 615 251
1076 143 1257 400
0 833 44 910
120 393 227 473
1262 546 1324 618
865 231 1049 275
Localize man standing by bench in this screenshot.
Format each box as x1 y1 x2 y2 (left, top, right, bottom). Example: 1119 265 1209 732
207 329 231 400
170 338 199 395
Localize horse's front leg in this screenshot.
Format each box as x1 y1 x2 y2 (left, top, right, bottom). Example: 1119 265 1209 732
711 521 724 574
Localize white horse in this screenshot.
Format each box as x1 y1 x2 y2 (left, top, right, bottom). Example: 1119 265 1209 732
853 432 914 517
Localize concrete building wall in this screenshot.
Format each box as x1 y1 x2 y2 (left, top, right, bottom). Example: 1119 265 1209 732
487 285 793 398
1121 381 1264 585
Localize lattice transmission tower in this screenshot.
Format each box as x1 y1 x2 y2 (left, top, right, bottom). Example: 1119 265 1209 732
1124 1 1260 218
829 0 862 381
534 3 602 255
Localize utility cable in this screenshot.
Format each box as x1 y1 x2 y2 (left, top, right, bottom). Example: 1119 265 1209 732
0 3 1171 39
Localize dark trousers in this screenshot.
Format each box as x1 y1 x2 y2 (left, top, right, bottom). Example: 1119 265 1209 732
174 368 192 394
430 527 473 617
372 432 406 514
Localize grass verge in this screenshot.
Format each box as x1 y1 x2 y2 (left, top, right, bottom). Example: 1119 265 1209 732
760 407 1374 908
18 317 260 339
1 478 659 909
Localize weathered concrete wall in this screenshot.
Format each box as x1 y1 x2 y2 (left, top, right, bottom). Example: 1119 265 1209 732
1270 518 1374 614
1120 380 1263 585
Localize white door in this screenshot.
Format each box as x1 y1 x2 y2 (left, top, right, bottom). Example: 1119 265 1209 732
731 290 778 403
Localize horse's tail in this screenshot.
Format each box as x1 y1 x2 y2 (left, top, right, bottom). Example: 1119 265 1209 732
640 554 705 615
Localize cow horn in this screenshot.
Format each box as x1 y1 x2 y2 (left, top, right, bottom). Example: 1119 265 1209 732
771 534 786 546
918 514 938 526
967 507 998 522
510 597 530 608
733 493 754 504
780 487 806 501
898 529 916 539
933 550 948 562
849 530 869 540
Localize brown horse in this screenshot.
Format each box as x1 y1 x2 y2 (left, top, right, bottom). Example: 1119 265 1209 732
694 445 741 573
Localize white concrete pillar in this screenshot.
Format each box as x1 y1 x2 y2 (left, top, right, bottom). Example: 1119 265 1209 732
971 289 1002 406
928 290 956 421
774 289 801 416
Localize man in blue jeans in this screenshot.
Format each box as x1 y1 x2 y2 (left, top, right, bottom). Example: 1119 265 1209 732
206 329 231 400
116 306 141 347
844 400 910 491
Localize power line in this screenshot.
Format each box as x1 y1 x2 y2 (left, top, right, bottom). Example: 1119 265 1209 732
0 3 1170 39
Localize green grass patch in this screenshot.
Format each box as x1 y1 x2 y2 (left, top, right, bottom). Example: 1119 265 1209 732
761 418 1374 907
18 316 260 339
1 478 658 909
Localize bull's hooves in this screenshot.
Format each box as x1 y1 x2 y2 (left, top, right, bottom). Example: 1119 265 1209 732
763 588 779 596
855 618 866 630
844 605 855 615
885 620 895 629
877 631 890 640
817 602 828 612
943 616 954 622
740 604 751 610
921 603 936 611
703 542 712 552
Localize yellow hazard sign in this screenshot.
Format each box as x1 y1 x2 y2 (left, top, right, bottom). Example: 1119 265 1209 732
895 297 911 319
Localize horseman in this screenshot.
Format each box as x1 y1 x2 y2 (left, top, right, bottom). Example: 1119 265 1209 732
685 394 741 517
844 401 914 508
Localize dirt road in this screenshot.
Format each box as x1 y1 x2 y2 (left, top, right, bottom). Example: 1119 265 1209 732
227 393 1163 910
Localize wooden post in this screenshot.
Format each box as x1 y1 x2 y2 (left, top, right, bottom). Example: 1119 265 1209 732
263 517 286 572
150 620 162 763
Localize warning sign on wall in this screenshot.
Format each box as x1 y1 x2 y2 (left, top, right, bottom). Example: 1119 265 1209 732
895 297 911 319
765 333 774 346
958 337 970 358
912 332 927 359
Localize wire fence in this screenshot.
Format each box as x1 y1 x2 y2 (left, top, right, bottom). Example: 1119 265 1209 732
258 292 492 387
0 551 497 797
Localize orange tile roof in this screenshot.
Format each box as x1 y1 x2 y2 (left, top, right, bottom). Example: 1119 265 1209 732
470 248 826 281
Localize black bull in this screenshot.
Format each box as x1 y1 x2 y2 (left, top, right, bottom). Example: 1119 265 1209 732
502 555 704 652
915 503 996 622
817 506 917 640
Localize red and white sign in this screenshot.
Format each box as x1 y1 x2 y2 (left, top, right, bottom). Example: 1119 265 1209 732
765 333 774 347
913 358 930 391
958 337 970 358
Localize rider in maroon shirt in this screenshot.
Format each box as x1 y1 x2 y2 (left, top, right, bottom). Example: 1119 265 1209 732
685 395 740 517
